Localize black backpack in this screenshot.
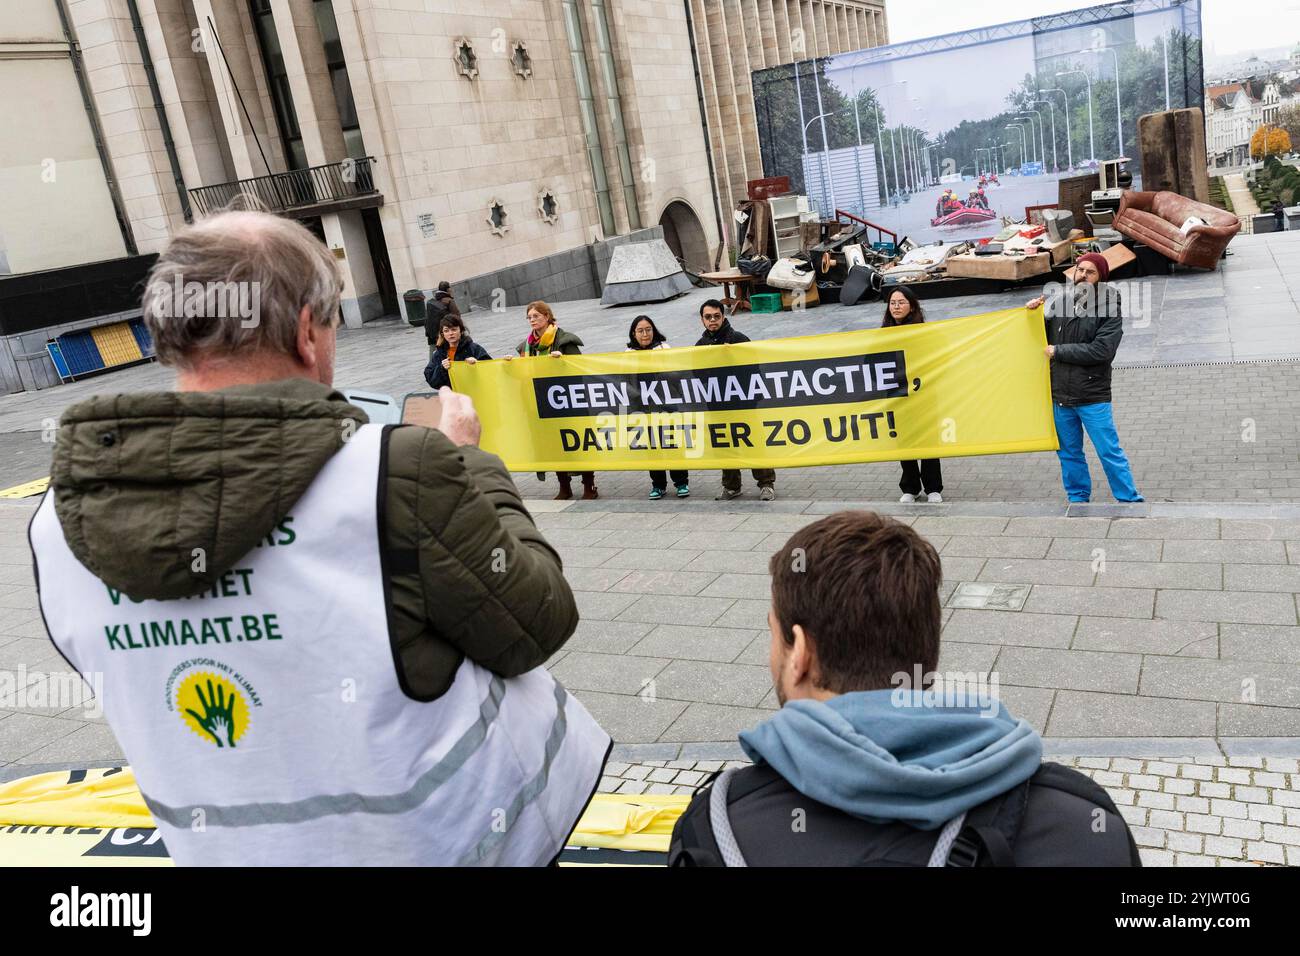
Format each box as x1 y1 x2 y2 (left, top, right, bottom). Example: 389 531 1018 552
425 296 450 339
671 762 1141 867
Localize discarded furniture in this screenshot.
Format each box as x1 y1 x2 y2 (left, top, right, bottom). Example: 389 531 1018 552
1112 190 1240 270
699 268 756 315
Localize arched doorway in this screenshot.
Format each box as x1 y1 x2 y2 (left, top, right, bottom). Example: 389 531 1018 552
658 200 709 271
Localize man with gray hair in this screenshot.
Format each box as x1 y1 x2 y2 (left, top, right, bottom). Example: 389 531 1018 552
28 211 609 866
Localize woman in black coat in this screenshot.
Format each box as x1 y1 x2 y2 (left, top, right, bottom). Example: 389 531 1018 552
627 315 689 499
882 286 943 503
423 314 490 391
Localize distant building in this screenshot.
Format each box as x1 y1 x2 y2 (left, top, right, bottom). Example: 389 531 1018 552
0 0 728 329
1205 76 1295 167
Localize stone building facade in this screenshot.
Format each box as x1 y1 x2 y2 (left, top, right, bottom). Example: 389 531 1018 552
1 0 728 329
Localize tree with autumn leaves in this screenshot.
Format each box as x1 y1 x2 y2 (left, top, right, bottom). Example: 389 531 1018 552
1251 124 1293 160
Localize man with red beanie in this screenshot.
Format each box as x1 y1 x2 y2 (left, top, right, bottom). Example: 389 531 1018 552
1027 253 1143 504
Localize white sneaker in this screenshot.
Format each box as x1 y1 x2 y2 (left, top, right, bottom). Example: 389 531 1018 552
900 493 917 503
926 492 943 504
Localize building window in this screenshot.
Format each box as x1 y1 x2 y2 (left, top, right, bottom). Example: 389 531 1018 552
487 199 508 235
455 38 478 79
537 188 558 223
249 0 307 170
313 0 366 159
512 41 533 79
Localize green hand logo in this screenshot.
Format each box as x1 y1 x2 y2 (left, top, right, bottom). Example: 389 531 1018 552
185 679 238 748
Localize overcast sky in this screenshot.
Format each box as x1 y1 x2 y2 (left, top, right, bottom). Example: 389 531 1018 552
885 0 1300 58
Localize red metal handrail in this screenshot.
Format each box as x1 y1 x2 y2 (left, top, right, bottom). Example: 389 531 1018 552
834 209 898 246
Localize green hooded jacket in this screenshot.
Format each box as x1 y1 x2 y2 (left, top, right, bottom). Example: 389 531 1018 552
516 327 584 357
44 378 578 700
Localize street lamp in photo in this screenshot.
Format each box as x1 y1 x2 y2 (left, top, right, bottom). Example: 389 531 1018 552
911 100 928 189
802 109 834 213
1038 88 1073 170
1075 46 1123 158
1015 115 1037 162
1020 109 1046 167
849 62 892 206
1033 98 1058 171
1006 124 1026 166
1056 69 1095 163
878 79 908 198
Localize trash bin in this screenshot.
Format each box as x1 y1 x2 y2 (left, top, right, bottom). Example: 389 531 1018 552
403 290 426 326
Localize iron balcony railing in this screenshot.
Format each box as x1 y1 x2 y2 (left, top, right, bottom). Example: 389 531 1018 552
189 157 380 217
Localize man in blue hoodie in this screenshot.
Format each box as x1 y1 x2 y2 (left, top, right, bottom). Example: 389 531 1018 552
668 511 1139 867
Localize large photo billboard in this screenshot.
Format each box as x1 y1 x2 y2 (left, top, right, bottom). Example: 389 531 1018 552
752 0 1204 245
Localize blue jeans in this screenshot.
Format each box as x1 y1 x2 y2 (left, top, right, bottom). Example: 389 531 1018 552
1052 402 1143 503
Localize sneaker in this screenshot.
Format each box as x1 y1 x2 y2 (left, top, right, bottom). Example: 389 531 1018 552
554 487 573 501
716 488 742 501
649 487 665 500
926 492 943 504
675 483 690 498
582 486 600 500
759 486 776 502
900 493 917 503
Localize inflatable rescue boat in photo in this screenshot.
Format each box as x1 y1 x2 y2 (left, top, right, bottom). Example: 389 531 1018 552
931 203 998 228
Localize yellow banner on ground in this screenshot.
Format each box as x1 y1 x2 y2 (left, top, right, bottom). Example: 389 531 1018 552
453 307 1056 472
0 766 687 866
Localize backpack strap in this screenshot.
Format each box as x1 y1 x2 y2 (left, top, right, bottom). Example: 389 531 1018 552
926 811 967 866
708 768 748 867
945 777 1032 867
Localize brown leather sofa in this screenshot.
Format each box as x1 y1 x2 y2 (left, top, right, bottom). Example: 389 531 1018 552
1112 190 1240 270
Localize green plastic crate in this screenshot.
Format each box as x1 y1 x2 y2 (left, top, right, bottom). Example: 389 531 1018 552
750 292 783 314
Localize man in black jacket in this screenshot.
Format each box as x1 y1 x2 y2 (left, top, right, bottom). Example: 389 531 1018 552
1026 252 1142 503
425 281 461 358
695 299 776 501
668 510 1140 867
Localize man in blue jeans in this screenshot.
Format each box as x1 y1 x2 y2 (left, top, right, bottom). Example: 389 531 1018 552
1026 252 1142 503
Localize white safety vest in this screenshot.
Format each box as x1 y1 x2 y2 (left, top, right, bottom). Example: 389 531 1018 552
30 424 609 866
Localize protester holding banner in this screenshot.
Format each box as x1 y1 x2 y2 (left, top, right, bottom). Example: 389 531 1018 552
507 300 598 500
1027 253 1143 504
627 315 689 500
882 287 942 504
423 314 490 391
696 299 776 501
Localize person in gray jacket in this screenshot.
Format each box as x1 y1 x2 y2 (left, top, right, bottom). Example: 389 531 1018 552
1026 252 1142 504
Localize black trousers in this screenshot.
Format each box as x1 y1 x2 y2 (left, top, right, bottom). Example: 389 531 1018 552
556 471 595 489
722 468 776 491
649 470 689 489
899 459 942 495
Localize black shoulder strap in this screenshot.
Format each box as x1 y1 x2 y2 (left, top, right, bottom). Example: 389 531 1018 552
945 776 1032 868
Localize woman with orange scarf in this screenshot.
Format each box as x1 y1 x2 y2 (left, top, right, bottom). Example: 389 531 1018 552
505 301 598 500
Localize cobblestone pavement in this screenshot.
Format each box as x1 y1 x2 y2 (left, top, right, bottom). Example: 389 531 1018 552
530 504 1300 749
9 496 1300 770
603 755 1300 867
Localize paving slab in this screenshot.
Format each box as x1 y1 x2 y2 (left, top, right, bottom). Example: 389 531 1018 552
1046 691 1218 738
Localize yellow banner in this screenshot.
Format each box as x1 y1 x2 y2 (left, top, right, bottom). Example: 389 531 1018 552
453 307 1057 471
